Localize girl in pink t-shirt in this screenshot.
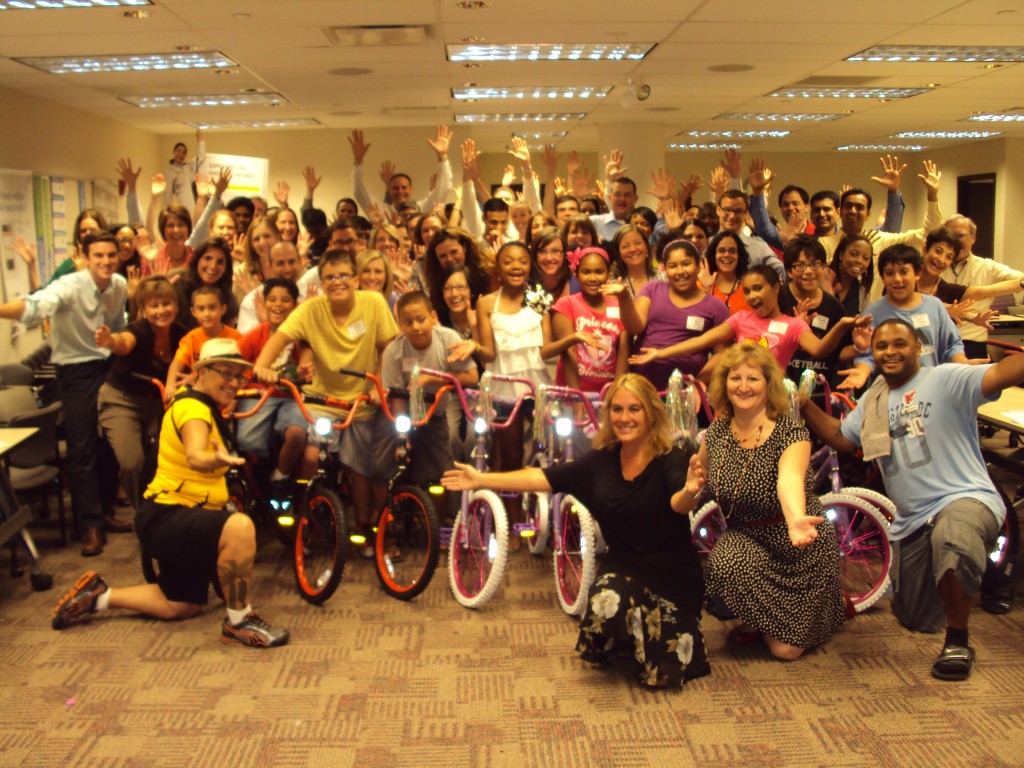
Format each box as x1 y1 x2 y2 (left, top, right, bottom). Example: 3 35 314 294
629 265 868 372
550 246 629 393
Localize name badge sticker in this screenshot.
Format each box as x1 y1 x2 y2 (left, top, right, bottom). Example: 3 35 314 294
686 315 705 332
606 306 620 319
911 314 930 329
768 320 789 335
811 314 830 331
348 319 367 339
401 357 416 372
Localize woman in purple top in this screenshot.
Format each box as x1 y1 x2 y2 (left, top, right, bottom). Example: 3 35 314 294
609 239 729 389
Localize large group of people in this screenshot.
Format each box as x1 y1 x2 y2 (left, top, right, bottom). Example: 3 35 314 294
3 129 1022 686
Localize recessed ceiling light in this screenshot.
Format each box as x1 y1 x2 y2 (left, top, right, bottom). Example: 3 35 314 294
715 112 847 123
446 43 655 62
461 36 484 44
846 45 1024 63
836 144 927 152
964 113 1024 122
122 8 147 18
455 0 488 8
452 86 610 100
186 118 321 130
707 64 755 73
454 113 586 123
891 131 1001 139
0 0 151 8
684 130 790 139
768 86 931 99
15 51 236 74
122 92 286 108
215 68 237 75
668 143 743 150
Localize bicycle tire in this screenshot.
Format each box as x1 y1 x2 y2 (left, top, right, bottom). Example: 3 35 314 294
374 484 441 601
553 494 596 616
820 492 892 613
293 483 347 605
838 486 897 522
447 489 508 608
525 490 550 555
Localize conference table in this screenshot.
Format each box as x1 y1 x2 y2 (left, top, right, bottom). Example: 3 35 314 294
978 386 1024 474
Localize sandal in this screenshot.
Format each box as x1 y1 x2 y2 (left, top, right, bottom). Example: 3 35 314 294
931 644 975 681
726 625 761 645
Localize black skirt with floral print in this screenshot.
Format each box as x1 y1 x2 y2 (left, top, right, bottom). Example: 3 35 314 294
576 571 711 689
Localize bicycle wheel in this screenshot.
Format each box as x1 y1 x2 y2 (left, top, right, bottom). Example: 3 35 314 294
690 501 727 555
839 486 897 522
293 483 347 605
447 489 508 608
524 490 550 555
553 495 596 616
820 492 892 613
374 484 441 601
981 483 1020 614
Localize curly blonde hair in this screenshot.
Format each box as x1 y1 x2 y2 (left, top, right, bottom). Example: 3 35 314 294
707 342 790 421
592 373 674 456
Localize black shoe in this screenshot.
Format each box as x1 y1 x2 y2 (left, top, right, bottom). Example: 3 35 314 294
52 571 107 630
221 612 290 648
931 643 975 681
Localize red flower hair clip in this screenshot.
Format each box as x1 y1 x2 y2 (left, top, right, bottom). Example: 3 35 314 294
566 246 609 274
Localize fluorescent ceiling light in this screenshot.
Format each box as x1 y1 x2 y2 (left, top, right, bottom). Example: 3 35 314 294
769 86 930 99
15 51 236 74
123 93 285 108
669 143 742 150
511 131 569 139
715 112 846 123
964 113 1024 122
891 131 1001 139
452 86 610 100
836 144 927 152
446 43 655 62
0 0 150 7
454 113 586 123
847 45 1024 63
185 118 320 130
683 130 789 139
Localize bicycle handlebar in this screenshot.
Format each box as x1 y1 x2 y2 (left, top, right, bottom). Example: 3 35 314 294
536 384 600 428
336 368 450 426
414 367 535 430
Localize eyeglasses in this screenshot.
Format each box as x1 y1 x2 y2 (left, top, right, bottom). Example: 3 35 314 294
792 261 823 272
208 365 246 383
443 283 470 294
720 206 747 217
716 247 739 255
322 273 355 284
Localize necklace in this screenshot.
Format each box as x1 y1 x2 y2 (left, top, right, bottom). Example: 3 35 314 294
715 420 764 519
717 277 739 303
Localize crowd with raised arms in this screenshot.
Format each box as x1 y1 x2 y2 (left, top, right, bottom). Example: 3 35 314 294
7 127 1023 685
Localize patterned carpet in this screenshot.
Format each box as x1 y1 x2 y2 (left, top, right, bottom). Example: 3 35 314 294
2 491 1023 768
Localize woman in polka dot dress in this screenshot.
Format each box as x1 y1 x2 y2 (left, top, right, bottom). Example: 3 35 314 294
698 342 846 659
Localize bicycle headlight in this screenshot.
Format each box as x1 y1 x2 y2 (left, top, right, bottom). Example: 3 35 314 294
395 414 412 434
474 416 487 434
315 417 332 436
555 417 572 438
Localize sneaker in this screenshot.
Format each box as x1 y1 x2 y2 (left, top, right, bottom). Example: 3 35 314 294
221 612 290 648
52 571 107 630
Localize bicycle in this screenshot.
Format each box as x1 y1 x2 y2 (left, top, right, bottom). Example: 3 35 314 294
525 384 603 616
334 367 448 602
688 370 896 614
418 367 535 609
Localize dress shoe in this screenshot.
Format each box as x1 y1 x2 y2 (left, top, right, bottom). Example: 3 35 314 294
104 514 134 534
80 527 106 557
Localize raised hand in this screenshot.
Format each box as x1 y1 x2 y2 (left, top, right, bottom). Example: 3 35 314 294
698 257 715 289
540 144 559 173
603 149 628 181
214 166 232 199
780 211 809 243
194 173 213 200
348 129 371 165
125 265 141 299
302 165 321 193
680 173 704 201
460 138 481 181
836 367 869 391
646 168 677 201
748 157 772 194
151 173 166 197
947 297 976 324
573 168 596 198
232 233 248 264
565 150 582 176
366 201 386 227
273 180 290 206
918 159 941 200
794 297 815 323
94 324 113 349
871 154 907 192
663 197 683 230
427 125 453 159
441 461 481 492
509 135 532 167
709 166 729 199
970 308 999 330
116 158 141 193
788 515 824 548
501 164 516 187
722 148 742 179
553 176 567 196
11 236 36 265
839 183 852 196
379 159 397 186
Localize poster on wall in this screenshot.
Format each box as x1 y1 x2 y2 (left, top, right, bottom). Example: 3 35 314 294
206 153 268 200
49 176 68 284
0 168 39 342
91 178 119 229
33 176 54 283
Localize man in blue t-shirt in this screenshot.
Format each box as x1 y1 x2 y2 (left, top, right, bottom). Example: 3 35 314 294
802 318 1022 682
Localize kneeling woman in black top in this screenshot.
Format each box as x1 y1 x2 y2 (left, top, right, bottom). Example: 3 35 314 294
443 373 709 689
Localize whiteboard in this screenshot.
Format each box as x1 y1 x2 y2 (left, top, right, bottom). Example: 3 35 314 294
206 153 269 200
